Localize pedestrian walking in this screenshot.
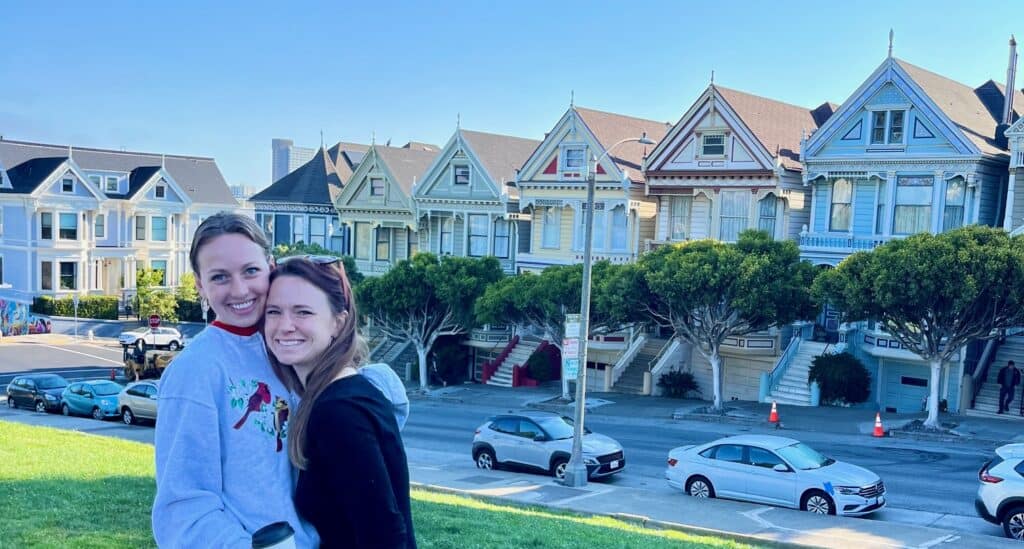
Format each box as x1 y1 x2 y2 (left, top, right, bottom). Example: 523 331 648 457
996 360 1020 414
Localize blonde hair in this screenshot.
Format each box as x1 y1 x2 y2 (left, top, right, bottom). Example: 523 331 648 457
189 212 271 275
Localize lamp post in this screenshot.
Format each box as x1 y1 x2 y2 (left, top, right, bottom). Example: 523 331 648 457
562 133 654 488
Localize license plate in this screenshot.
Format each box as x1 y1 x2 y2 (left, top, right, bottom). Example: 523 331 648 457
610 460 620 469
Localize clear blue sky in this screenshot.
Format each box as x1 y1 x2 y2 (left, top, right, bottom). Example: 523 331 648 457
2 1 1019 190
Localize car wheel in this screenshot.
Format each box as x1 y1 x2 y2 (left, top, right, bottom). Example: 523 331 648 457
122 407 135 426
802 490 836 515
551 457 569 481
685 476 715 499
1004 505 1024 540
6 396 15 409
168 341 180 351
92 407 104 421
61 403 70 416
35 400 47 413
475 448 496 470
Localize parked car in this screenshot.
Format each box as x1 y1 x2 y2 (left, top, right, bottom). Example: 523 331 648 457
60 380 123 420
5 374 68 413
117 380 159 425
665 435 885 517
976 443 1024 540
118 327 184 351
471 411 625 481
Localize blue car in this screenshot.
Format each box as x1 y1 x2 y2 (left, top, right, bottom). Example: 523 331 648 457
61 380 123 420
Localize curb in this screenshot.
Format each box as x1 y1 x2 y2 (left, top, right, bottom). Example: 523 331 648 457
410 482 799 548
673 411 765 426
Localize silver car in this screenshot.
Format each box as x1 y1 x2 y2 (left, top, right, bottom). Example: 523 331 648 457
117 380 159 425
666 435 885 517
472 411 624 481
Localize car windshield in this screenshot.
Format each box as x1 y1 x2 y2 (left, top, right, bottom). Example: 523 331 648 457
36 377 67 389
91 382 123 396
535 416 591 440
777 442 835 470
128 328 147 334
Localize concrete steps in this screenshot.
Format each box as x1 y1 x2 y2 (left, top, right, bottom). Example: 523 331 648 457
967 335 1024 418
614 337 668 395
485 337 542 388
765 341 829 407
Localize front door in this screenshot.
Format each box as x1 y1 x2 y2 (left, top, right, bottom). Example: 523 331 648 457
707 444 748 498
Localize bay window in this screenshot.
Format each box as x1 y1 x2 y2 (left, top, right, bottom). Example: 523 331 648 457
41 212 53 240
719 190 749 242
151 217 168 242
942 177 966 231
893 176 933 235
468 214 488 257
670 196 691 241
875 179 887 234
439 217 453 255
542 207 560 248
375 228 391 261
610 205 627 250
59 213 77 240
758 195 777 238
309 217 326 248
493 219 509 258
354 222 371 260
829 178 852 232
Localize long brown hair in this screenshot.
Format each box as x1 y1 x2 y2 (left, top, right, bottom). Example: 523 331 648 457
265 258 368 469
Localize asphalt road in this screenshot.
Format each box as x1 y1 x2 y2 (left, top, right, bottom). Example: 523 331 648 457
0 339 126 393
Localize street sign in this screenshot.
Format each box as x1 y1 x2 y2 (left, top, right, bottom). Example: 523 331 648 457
563 358 580 380
149 315 161 328
562 338 579 358
565 314 581 338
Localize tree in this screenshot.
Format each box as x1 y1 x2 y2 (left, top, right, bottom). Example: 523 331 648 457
272 241 364 286
607 230 817 411
357 253 504 389
176 272 199 302
813 225 1024 428
134 268 178 322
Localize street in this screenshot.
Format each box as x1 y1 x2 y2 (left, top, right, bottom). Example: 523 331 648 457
0 337 1009 542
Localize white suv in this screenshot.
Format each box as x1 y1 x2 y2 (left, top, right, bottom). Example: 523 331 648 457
976 443 1024 540
472 411 625 481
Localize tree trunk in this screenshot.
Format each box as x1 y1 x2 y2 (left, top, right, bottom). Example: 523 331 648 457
923 358 943 429
709 350 723 411
416 344 428 391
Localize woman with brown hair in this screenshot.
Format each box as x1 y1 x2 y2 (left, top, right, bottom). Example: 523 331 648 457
264 256 415 548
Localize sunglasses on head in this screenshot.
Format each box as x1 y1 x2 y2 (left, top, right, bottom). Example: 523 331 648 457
277 254 342 266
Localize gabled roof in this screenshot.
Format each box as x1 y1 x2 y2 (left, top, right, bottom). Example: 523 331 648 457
327 141 369 182
896 59 1023 155
251 147 342 205
126 166 162 198
0 139 237 204
373 145 439 195
574 107 671 181
716 86 834 170
459 129 540 186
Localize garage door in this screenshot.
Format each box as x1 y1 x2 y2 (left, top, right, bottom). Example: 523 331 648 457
883 363 930 413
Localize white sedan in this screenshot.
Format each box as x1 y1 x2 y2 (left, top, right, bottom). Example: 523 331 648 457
666 435 885 517
118 327 185 351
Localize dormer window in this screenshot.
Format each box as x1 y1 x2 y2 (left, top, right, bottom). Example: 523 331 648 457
61 178 74 193
370 178 385 196
453 166 470 185
870 110 905 145
701 134 726 156
559 145 586 179
105 176 119 193
155 184 166 198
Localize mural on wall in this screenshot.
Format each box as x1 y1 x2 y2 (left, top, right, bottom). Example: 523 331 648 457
0 299 52 336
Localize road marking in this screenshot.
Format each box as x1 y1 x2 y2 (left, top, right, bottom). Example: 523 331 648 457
553 485 614 505
32 344 123 365
917 534 959 548
740 507 906 548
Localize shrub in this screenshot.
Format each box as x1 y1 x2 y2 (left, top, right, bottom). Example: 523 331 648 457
175 298 216 323
429 335 469 385
525 344 561 383
808 351 871 405
31 296 119 319
657 370 699 398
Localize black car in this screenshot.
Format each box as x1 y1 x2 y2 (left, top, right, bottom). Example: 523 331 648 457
6 374 69 413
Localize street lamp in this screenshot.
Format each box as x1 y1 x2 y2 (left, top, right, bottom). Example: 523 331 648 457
563 133 655 488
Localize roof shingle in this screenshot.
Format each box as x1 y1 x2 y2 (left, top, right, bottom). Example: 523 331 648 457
574 107 671 182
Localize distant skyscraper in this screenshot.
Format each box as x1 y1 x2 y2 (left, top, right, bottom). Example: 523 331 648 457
271 138 316 183
230 184 256 200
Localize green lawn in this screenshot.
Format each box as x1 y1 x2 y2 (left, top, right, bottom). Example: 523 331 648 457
0 421 759 548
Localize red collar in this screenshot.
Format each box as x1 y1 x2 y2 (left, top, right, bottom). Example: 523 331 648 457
211 321 259 336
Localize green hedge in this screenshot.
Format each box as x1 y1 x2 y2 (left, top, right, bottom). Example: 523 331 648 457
809 352 871 405
175 299 217 323
31 296 119 320
526 344 561 382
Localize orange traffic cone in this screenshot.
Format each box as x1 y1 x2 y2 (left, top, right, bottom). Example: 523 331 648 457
872 412 885 437
768 401 779 423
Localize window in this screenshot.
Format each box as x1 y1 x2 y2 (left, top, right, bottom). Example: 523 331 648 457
489 418 518 434
468 214 488 256
439 217 453 255
106 176 118 193
89 175 101 187
41 262 52 290
59 262 76 290
151 260 167 285
542 207 560 248
670 197 692 241
355 222 371 260
758 196 777 237
829 178 852 232
274 214 291 246
407 228 418 258
292 216 304 244
586 207 607 250
151 217 168 241
155 185 165 198
61 178 74 193
41 212 53 240
610 205 627 251
309 217 326 248
370 178 385 196
375 227 390 261
701 134 726 156
59 213 77 240
747 447 785 469
516 420 541 439
719 190 750 242
870 110 906 145
713 445 744 463
875 179 887 234
94 214 105 239
453 166 470 185
943 177 966 232
135 216 146 240
563 147 585 171
493 219 510 258
894 176 933 235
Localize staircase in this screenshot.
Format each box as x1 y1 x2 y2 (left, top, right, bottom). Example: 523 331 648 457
614 337 668 394
370 337 417 380
968 336 1024 419
767 341 829 406
486 337 542 387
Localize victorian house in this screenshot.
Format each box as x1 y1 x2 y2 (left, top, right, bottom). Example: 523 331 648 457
798 42 1022 414
412 128 539 274
637 84 834 403
0 138 241 305
335 142 438 275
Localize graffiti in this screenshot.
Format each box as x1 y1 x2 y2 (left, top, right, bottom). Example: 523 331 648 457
0 299 52 336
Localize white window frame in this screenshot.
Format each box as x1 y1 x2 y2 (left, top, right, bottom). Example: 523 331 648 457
40 211 53 240
135 215 147 241
893 175 933 235
493 219 510 258
150 260 168 286
58 261 77 290
439 217 453 255
61 177 75 194
700 133 726 157
829 178 852 232
41 261 53 290
719 190 750 242
542 207 560 248
467 214 488 257
869 109 907 146
105 176 119 193
354 222 372 260
94 213 105 239
375 227 391 262
58 212 78 240
757 195 777 238
559 144 586 178
155 184 166 199
151 216 168 242
669 196 692 241
309 216 327 248
453 165 470 186
942 177 966 232
369 177 385 197
292 216 304 244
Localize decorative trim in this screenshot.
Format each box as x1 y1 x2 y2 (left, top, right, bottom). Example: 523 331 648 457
913 118 935 139
841 120 863 141
253 203 334 214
